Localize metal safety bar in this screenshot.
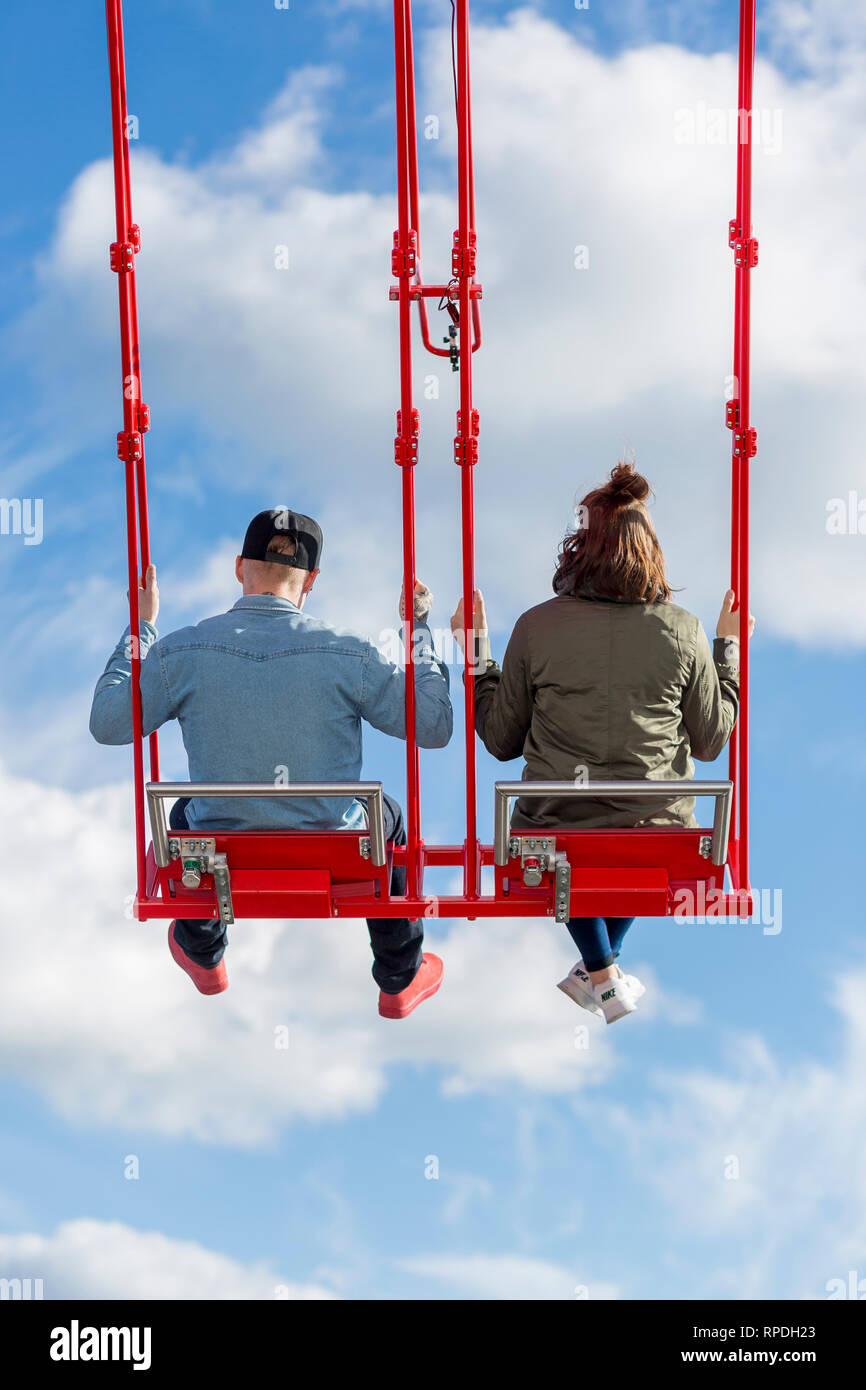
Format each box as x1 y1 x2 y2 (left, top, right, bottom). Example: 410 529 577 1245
145 782 388 870
494 781 733 869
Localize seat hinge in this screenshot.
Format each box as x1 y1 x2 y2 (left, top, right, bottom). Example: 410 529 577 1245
211 853 234 928
554 852 572 924
167 836 233 927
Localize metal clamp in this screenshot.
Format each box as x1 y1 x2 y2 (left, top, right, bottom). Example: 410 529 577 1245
146 781 389 870
109 241 136 272
516 835 558 887
117 430 143 462
733 427 757 458
732 237 759 268
163 833 233 925
391 230 417 277
554 852 571 923
211 853 234 928
494 779 733 869
451 229 477 278
453 436 479 466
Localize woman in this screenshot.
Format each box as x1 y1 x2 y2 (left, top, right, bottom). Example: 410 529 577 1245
451 462 754 1024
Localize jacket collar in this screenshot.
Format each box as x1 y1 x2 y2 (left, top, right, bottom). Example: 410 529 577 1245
231 595 301 614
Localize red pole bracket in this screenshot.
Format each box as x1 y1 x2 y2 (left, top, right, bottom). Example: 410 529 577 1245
454 436 479 466
117 430 144 462
110 223 141 271
732 237 759 268
392 229 418 278
109 241 136 272
452 229 477 278
395 407 420 467
733 427 757 458
728 219 758 267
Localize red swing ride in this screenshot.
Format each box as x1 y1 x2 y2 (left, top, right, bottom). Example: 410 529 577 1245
103 0 757 933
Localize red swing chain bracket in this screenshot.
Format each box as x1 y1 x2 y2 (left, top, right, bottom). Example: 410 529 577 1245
454 407 479 466
392 229 418 278
733 427 758 458
728 218 758 268
453 437 478 466
394 407 420 467
117 403 151 462
725 403 757 458
452 228 477 279
727 212 758 452
117 430 143 462
109 223 141 272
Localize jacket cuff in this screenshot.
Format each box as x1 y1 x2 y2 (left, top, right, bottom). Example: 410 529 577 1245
122 621 158 648
409 620 450 687
462 657 500 685
713 636 739 669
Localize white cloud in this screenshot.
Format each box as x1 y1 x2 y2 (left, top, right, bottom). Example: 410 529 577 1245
0 1219 334 1300
212 67 336 191
9 6 866 649
585 966 866 1298
398 1251 620 1300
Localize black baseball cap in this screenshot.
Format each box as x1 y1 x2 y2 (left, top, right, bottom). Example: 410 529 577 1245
241 507 323 572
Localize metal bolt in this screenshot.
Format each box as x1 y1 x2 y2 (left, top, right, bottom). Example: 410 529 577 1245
181 859 202 890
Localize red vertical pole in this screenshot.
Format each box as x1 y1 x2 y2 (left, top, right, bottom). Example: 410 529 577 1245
728 0 757 896
453 0 480 897
105 0 158 899
393 0 421 898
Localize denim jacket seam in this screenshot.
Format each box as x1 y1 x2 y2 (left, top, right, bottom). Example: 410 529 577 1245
158 642 366 661
157 644 175 709
359 645 370 713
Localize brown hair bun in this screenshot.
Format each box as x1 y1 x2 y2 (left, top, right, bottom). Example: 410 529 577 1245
607 462 650 504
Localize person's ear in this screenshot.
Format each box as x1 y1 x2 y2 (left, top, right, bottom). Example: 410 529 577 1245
235 555 244 585
302 568 319 596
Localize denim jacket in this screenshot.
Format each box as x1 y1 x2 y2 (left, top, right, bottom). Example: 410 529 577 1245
90 595 452 831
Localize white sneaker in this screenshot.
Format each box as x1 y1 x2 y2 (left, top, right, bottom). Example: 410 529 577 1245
557 960 602 1017
593 974 637 1024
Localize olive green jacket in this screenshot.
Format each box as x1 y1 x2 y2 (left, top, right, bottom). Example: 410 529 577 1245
474 595 739 830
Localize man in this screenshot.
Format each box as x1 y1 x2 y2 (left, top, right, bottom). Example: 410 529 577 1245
90 507 452 1018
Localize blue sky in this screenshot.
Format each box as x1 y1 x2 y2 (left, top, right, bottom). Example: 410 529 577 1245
1 0 865 1301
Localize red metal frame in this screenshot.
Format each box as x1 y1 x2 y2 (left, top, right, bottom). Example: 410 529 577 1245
105 0 159 908
105 0 756 927
726 0 757 898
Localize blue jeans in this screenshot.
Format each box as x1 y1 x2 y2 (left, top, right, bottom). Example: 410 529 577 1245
566 917 635 972
170 794 424 994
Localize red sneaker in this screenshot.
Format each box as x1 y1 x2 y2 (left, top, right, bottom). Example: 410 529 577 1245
378 953 443 1019
168 922 228 996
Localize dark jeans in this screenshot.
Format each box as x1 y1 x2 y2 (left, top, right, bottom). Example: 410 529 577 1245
169 794 424 993
566 916 635 973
